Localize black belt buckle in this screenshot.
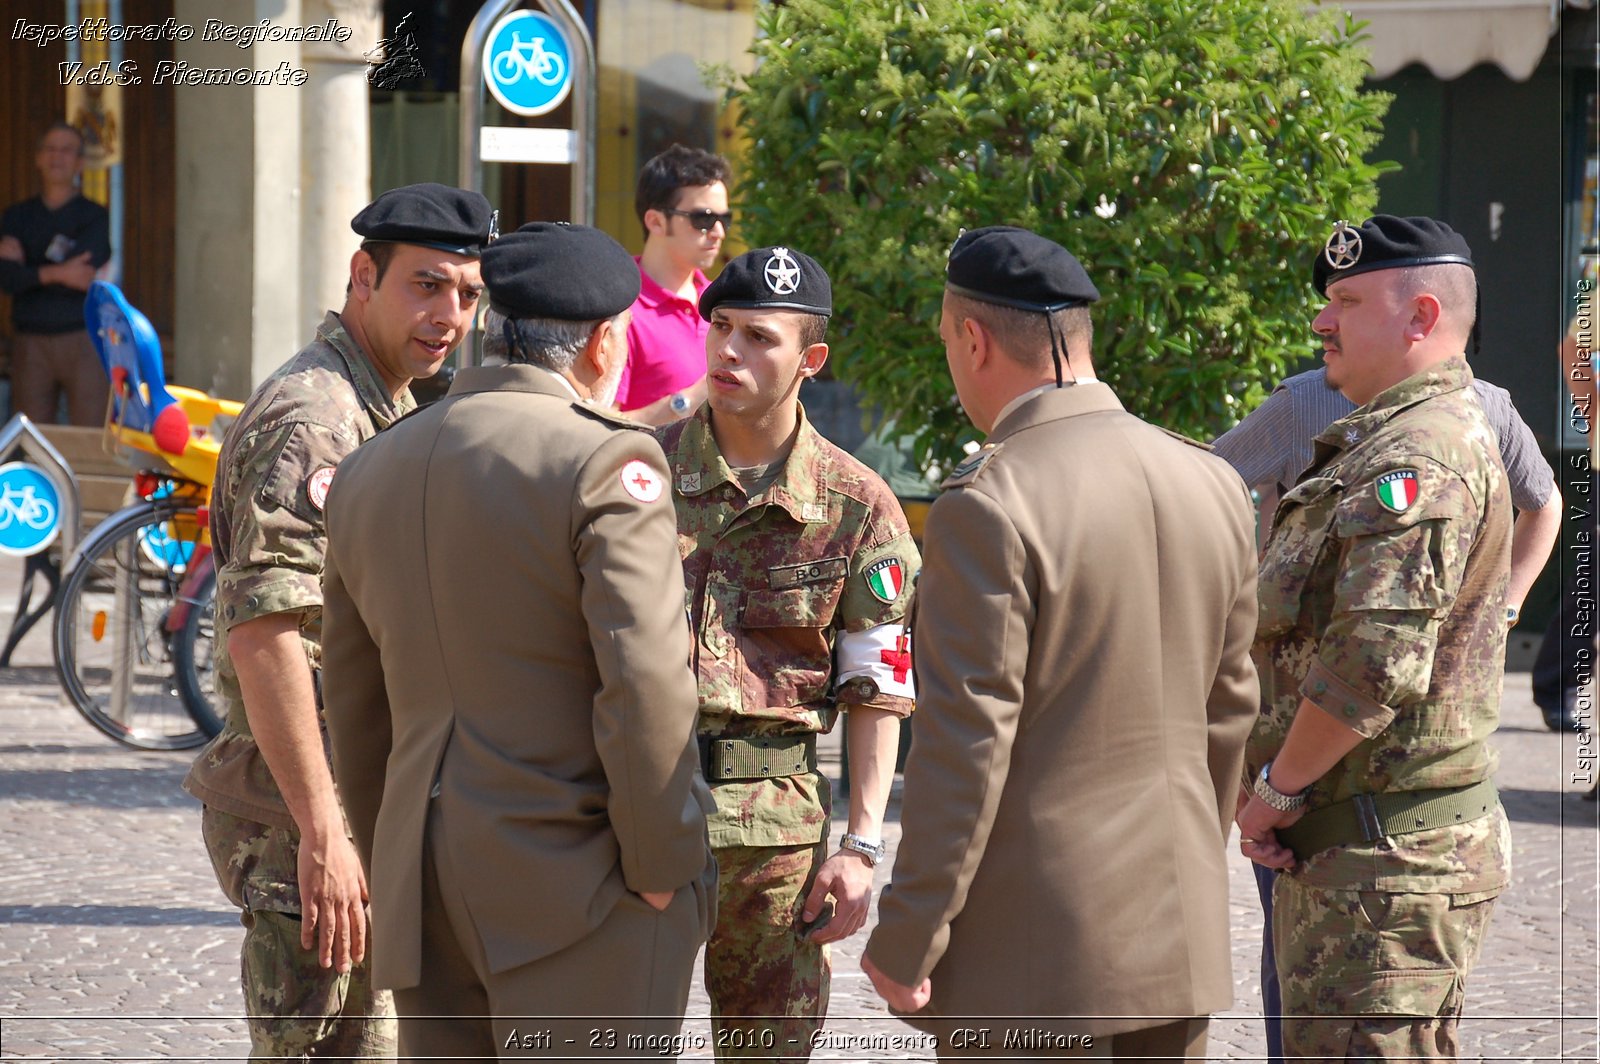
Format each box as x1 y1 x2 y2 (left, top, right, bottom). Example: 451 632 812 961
1353 793 1384 843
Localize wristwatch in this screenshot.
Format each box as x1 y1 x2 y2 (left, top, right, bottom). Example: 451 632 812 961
838 833 887 867
1505 605 1520 627
668 391 691 416
1253 761 1307 813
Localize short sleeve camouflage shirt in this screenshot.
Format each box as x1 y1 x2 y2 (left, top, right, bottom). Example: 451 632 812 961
1248 357 1513 894
657 405 919 848
184 312 414 829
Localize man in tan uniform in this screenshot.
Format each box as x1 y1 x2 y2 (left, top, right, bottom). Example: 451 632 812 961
322 222 716 1060
183 183 494 1059
863 226 1259 1060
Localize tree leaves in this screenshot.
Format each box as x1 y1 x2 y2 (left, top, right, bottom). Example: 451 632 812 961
719 0 1388 464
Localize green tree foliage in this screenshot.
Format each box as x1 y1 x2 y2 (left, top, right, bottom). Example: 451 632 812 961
722 0 1392 461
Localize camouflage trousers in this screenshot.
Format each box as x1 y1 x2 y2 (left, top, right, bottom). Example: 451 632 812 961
201 806 397 1061
705 842 828 1061
1273 876 1497 1061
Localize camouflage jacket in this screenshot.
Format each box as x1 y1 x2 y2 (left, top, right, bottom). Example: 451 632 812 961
1248 356 1512 894
184 312 414 829
657 405 919 848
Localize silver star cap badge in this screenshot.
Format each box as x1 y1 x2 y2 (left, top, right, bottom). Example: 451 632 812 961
1324 220 1362 271
765 247 801 295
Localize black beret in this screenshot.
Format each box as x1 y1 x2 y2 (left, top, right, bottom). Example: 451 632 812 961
480 222 641 322
351 182 498 257
699 246 831 321
946 225 1099 311
1313 215 1474 296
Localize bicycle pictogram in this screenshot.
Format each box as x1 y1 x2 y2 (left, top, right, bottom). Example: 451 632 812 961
483 11 574 117
0 482 56 531
0 462 63 557
493 30 567 87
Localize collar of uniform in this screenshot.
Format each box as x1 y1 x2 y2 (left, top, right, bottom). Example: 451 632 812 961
446 363 581 400
986 380 1122 444
634 257 709 311
673 404 831 523
1313 355 1474 453
319 311 415 426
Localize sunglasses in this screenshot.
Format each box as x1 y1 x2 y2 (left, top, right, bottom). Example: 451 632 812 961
664 208 732 233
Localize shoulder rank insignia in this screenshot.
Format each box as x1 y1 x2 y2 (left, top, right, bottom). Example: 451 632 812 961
574 403 651 432
941 443 1001 489
1156 426 1211 452
1374 469 1419 513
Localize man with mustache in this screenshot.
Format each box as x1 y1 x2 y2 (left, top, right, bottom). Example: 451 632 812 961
1237 215 1514 1060
184 182 492 1060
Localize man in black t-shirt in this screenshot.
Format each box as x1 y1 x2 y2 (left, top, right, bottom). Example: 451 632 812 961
0 122 111 425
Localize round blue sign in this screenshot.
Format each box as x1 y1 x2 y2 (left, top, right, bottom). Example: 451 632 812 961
137 482 196 574
483 11 573 117
0 462 63 557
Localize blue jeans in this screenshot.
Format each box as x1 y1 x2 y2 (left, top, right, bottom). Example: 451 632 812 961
1254 861 1285 1064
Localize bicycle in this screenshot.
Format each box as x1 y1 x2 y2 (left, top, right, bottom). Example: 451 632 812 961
52 281 237 750
492 30 566 87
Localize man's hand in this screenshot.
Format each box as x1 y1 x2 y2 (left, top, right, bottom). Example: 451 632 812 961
296 829 369 972
862 953 931 1012
638 889 674 912
0 235 23 263
1235 788 1303 871
40 251 95 291
800 850 874 943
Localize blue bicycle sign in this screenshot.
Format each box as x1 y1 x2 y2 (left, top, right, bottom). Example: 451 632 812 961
484 11 573 117
0 462 63 557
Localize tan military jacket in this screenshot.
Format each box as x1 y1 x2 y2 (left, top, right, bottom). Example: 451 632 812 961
864 383 1259 1034
184 312 413 829
1249 356 1513 894
322 365 713 989
656 405 918 848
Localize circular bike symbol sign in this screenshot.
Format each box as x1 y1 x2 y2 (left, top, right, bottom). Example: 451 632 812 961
0 462 63 557
483 10 573 117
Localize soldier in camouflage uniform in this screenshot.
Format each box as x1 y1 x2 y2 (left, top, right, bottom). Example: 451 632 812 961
1237 216 1513 1061
183 184 494 1060
657 247 919 1059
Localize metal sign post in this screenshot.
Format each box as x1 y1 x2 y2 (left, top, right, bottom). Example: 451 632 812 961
458 0 596 367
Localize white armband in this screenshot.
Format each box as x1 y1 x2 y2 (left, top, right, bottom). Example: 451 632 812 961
835 622 915 700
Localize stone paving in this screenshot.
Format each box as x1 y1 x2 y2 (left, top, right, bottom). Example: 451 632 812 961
0 602 1596 1060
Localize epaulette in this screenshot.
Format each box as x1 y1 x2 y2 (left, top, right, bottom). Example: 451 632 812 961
1157 426 1213 452
572 402 652 432
940 442 1002 490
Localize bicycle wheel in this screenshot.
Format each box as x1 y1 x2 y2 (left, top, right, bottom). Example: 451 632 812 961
53 500 213 750
172 562 221 737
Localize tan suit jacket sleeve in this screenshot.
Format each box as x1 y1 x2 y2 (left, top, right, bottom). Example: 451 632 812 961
321 526 393 874
575 432 709 894
1208 535 1260 833
866 486 1029 987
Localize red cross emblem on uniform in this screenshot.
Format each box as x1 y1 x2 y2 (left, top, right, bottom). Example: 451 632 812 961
619 459 664 503
880 633 912 683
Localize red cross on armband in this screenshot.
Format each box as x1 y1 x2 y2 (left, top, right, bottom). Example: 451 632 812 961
880 633 912 683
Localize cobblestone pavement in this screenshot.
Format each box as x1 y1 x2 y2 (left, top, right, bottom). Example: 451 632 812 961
1 603 1595 1061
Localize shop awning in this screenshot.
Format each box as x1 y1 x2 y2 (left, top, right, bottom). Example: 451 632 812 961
1327 0 1592 81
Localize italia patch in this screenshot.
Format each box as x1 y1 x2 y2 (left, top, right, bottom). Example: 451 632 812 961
864 557 906 603
1374 470 1419 513
620 460 664 503
306 467 336 511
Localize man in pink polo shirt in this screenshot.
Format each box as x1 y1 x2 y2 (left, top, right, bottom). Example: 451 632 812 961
616 144 732 425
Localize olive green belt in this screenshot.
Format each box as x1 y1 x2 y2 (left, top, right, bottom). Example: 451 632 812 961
1277 779 1499 862
698 734 816 781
